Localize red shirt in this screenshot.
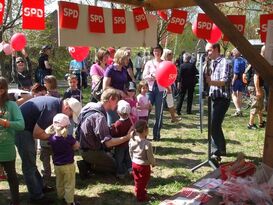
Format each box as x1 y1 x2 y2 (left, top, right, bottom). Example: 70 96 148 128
110 118 132 148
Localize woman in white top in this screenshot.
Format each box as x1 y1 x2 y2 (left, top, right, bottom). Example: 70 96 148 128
142 45 164 141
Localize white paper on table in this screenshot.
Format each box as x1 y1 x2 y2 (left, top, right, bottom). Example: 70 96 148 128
160 197 201 205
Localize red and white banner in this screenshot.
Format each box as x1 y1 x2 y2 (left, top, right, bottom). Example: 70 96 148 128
195 13 213 39
88 6 105 33
0 0 4 25
22 0 45 30
132 7 149 31
59 2 79 29
112 9 126 33
167 9 188 34
223 15 246 41
260 14 273 42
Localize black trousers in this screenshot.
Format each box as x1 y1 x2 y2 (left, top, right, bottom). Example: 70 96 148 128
176 85 195 114
0 160 19 204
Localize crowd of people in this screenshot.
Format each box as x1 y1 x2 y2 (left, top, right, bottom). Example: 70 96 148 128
0 43 269 205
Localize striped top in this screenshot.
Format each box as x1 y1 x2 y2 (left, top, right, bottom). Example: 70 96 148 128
209 56 232 100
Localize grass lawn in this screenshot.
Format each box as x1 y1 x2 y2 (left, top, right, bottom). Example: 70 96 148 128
0 86 266 205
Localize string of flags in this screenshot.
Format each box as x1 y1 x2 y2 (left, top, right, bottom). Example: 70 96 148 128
0 0 272 43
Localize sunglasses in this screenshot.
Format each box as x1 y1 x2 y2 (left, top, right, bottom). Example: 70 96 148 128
16 61 24 63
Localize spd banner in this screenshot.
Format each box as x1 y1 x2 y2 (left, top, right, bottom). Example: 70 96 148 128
59 2 79 29
0 0 4 25
22 0 45 30
195 13 213 39
223 15 246 41
260 14 273 42
88 6 105 33
132 7 149 31
112 9 126 33
167 9 188 34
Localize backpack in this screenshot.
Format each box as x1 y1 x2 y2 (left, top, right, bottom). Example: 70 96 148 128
91 77 103 102
75 106 109 151
242 65 253 86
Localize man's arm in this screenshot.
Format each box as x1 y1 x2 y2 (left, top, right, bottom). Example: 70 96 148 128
33 124 50 140
104 134 131 148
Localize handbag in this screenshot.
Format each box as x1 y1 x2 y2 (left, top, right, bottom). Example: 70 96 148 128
92 77 103 101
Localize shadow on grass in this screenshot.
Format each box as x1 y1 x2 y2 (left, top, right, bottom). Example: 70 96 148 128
154 146 204 156
160 137 241 145
75 172 134 189
150 174 192 189
156 157 204 169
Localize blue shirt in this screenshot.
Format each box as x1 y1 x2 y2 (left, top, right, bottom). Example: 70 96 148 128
70 60 84 74
233 57 246 78
20 96 61 132
49 134 76 165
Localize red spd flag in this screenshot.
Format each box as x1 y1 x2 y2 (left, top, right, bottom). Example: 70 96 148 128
22 0 45 30
88 6 105 33
167 9 188 34
112 9 126 33
59 2 79 29
0 0 4 25
133 7 149 31
223 15 246 41
260 14 273 42
195 13 213 39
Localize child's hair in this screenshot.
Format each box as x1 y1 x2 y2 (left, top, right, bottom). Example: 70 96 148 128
45 113 70 138
137 80 148 94
44 75 58 90
135 119 148 134
31 83 47 94
0 77 9 107
67 74 78 82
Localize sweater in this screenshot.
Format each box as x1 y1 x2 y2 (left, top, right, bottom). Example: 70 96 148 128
129 135 155 166
0 101 25 161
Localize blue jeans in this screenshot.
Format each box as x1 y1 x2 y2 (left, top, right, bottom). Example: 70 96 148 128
211 98 230 156
15 130 44 200
114 146 132 175
147 83 164 140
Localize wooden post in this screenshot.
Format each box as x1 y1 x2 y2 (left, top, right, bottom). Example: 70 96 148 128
263 86 273 167
193 0 273 167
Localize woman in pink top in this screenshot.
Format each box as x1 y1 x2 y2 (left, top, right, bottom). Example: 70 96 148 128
142 45 164 141
90 48 110 102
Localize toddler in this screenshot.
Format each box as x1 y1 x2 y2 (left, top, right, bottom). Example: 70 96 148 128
125 81 138 124
136 80 151 122
129 120 155 202
110 100 133 179
45 113 80 205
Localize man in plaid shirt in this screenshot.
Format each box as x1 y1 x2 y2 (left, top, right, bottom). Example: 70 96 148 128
205 43 232 161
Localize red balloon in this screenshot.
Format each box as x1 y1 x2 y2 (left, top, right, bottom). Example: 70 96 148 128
192 20 198 37
10 33 27 51
157 10 168 21
68 46 89 62
156 61 177 88
207 24 222 44
3 44 12 55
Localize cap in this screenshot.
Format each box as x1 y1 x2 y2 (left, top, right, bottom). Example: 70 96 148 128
117 100 131 114
16 57 24 63
128 81 136 91
42 45 52 51
66 98 82 123
53 113 71 128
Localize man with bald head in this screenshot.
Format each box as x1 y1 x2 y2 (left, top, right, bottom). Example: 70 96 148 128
231 48 246 116
205 43 232 162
